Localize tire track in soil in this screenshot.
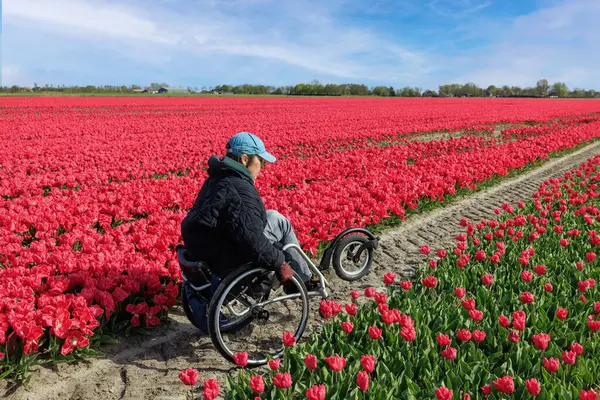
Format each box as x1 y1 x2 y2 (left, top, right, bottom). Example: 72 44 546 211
5 141 600 400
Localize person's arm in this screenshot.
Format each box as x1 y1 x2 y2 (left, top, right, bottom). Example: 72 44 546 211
225 185 286 271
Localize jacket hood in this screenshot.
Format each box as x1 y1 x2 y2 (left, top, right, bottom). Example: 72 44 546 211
207 155 254 183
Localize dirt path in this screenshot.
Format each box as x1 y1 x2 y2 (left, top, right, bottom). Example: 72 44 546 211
5 141 600 400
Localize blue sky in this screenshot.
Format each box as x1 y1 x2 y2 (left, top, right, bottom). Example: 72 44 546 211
2 0 599 89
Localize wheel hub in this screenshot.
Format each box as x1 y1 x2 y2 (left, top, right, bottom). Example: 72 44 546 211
252 307 269 322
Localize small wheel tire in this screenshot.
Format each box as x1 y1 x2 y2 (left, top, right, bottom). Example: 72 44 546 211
332 234 373 281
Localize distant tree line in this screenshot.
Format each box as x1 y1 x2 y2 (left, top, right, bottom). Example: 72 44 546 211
1 79 599 98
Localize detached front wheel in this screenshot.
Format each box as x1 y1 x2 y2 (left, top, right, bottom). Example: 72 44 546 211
332 234 373 281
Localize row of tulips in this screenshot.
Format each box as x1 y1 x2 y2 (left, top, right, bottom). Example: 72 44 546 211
207 155 600 399
3 98 600 196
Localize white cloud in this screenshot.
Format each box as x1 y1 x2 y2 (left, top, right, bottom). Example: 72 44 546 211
452 0 600 89
2 65 25 86
428 0 492 18
2 0 432 83
3 0 178 44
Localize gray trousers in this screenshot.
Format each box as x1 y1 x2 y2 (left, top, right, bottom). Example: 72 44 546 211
263 210 312 282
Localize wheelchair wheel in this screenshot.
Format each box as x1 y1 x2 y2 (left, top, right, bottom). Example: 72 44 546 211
207 264 309 366
332 234 373 281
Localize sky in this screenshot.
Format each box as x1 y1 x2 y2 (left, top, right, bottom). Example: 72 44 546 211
1 0 599 90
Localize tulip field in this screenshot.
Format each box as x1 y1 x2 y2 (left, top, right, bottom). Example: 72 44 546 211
1 97 600 395
223 156 600 400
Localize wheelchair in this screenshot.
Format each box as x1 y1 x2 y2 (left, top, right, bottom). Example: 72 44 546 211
177 228 379 367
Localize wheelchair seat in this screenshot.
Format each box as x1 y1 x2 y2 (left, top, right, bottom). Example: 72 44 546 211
176 244 212 287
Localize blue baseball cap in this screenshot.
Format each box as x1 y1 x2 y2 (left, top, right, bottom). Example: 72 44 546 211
226 132 277 163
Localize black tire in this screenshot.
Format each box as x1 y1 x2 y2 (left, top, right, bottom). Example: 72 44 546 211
332 234 373 281
207 264 309 366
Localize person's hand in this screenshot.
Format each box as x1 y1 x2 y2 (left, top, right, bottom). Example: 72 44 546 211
278 262 294 281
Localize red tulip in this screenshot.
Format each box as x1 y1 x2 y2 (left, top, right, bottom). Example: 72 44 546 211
360 355 376 373
351 290 360 300
469 309 483 322
400 281 412 290
520 291 535 304
441 346 457 360
401 326 416 342
420 245 431 255
533 265 547 275
571 342 584 356
375 292 387 304
268 358 280 370
562 350 576 365
472 330 486 342
304 354 318 370
498 315 511 328
272 372 292 389
457 329 471 342
249 375 264 394
589 316 600 332
436 333 452 347
461 298 476 311
532 333 550 350
508 331 520 342
435 386 454 400
580 389 599 400
437 249 447 258
383 272 396 284
356 371 369 391
493 375 515 394
202 378 219 400
556 308 568 320
368 326 382 340
345 303 357 316
341 321 354 333
233 352 248 367
283 331 296 347
481 274 493 285
521 270 533 282
586 252 596 262
178 368 199 386
525 378 541 396
481 384 492 396
543 357 560 373
364 287 376 297
512 310 526 331
544 282 553 292
422 276 438 288
455 287 466 298
324 355 346 371
306 384 326 400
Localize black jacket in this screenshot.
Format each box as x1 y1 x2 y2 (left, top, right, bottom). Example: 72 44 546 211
181 156 285 277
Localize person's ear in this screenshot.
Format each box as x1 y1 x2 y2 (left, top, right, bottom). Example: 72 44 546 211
241 154 248 166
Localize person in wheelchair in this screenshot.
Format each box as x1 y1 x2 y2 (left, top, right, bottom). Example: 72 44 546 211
181 131 318 295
